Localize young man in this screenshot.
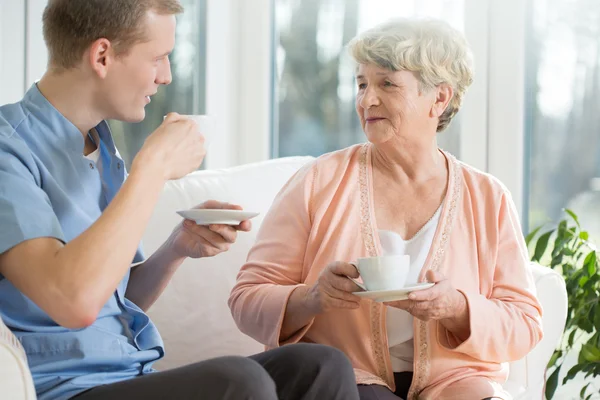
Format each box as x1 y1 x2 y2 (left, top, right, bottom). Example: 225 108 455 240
0 1 359 399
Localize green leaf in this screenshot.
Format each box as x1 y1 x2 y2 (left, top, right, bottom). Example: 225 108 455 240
580 382 590 399
580 231 589 241
525 226 543 247
587 262 596 277
582 320 594 333
546 365 561 400
581 343 600 362
568 330 577 347
547 350 562 369
551 254 564 268
533 231 553 262
556 220 568 236
565 208 580 227
564 363 583 383
583 251 597 275
571 267 585 280
553 221 568 253
584 367 595 378
589 306 598 326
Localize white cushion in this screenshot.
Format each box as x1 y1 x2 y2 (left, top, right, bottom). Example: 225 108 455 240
144 157 313 370
0 317 36 400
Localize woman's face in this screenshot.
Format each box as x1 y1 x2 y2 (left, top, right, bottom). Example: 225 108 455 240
355 63 438 145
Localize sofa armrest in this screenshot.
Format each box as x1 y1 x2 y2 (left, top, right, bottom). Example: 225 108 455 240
0 317 36 400
515 263 567 399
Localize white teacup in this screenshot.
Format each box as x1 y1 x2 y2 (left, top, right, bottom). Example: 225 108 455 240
353 255 410 291
164 114 215 148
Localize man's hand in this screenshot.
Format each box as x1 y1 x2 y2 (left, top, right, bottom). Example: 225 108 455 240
132 112 207 182
168 200 252 259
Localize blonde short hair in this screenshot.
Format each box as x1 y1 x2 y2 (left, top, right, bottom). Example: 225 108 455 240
348 18 474 132
43 0 184 70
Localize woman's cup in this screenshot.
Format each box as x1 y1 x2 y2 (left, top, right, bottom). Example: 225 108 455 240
352 255 410 291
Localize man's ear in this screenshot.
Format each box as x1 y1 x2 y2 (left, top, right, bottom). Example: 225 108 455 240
88 38 114 79
430 84 454 118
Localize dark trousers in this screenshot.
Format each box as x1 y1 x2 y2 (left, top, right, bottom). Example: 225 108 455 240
71 343 359 400
357 374 501 400
358 372 413 400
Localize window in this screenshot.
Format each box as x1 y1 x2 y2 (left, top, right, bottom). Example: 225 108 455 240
525 0 600 396
272 0 465 158
108 0 207 169
0 1 25 105
525 0 600 242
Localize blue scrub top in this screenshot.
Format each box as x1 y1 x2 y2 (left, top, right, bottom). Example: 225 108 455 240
0 85 164 400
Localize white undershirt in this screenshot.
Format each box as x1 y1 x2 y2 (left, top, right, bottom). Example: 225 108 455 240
84 129 103 176
381 206 442 372
85 146 101 167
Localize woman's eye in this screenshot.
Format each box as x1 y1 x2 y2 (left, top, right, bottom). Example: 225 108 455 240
357 83 367 90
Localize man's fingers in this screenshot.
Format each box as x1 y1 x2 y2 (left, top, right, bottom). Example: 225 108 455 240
184 223 231 251
207 224 237 243
236 220 252 232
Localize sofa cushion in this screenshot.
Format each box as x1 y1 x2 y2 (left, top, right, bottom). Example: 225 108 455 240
0 316 36 399
144 156 314 371
0 317 26 362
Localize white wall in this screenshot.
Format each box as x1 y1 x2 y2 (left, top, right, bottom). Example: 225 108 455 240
0 1 26 105
25 0 48 87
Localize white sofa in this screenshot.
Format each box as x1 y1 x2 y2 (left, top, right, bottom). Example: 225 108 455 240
1 156 568 399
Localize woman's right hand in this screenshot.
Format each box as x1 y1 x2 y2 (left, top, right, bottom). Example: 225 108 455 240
305 261 363 314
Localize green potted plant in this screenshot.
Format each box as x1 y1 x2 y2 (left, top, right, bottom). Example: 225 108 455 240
527 210 600 399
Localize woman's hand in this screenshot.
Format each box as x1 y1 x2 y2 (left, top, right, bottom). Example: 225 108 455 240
386 270 470 340
304 262 363 314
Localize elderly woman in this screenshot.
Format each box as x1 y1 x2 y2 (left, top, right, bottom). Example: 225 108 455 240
229 18 543 400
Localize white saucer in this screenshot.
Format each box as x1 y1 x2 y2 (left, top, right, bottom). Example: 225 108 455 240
354 283 435 302
177 209 260 225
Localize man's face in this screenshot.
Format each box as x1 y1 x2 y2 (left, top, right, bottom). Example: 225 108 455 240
101 11 176 122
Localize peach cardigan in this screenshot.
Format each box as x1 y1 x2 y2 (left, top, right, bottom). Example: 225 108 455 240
229 144 543 399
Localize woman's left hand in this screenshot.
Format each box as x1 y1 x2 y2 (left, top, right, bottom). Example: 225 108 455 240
385 270 470 338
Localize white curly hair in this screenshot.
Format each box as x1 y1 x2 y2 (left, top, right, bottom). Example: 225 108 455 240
348 18 474 132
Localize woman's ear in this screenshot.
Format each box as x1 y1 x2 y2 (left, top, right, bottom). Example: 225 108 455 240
430 84 454 118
